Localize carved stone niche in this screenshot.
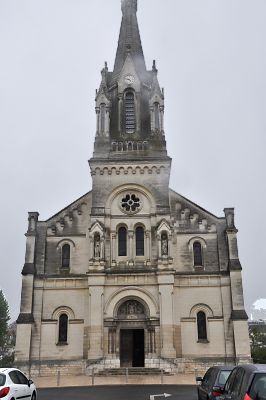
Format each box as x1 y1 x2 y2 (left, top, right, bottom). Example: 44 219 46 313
117 300 146 320
88 221 105 264
156 219 173 261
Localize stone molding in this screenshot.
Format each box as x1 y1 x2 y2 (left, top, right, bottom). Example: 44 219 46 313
229 259 242 271
22 263 35 275
16 313 34 324
91 164 170 176
231 310 249 321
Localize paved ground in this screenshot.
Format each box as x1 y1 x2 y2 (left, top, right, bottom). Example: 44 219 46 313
37 385 198 400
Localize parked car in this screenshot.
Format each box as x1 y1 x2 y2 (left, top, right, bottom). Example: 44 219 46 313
0 368 37 399
196 366 234 399
220 364 266 400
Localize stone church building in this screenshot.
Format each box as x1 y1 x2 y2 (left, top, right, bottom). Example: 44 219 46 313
16 0 251 375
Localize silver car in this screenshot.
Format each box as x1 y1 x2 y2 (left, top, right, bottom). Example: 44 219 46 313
0 368 37 400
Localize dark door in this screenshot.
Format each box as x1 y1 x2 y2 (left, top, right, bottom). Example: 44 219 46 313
120 329 145 368
133 329 145 367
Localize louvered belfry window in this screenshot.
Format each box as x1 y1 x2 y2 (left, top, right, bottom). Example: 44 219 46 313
124 91 136 134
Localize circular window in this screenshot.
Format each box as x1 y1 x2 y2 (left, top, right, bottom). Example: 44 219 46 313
120 193 142 214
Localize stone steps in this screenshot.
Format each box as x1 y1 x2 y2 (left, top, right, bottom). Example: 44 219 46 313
96 367 171 376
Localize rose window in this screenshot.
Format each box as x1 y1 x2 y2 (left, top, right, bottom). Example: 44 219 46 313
121 194 141 213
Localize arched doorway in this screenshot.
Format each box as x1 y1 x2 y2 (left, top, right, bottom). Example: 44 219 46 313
118 300 145 367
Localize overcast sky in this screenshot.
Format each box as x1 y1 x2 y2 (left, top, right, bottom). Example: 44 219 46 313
0 0 265 321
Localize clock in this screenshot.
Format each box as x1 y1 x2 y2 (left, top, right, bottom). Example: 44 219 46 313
124 74 135 85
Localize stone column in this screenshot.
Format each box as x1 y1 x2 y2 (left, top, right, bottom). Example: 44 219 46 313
111 233 116 264
224 208 251 362
100 236 105 260
129 231 134 261
150 106 154 132
158 273 176 359
105 106 110 136
157 234 162 258
95 107 100 135
87 275 105 360
160 106 165 133
146 231 151 261
89 235 94 261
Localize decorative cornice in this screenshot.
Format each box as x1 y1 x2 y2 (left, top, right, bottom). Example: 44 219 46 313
90 164 170 177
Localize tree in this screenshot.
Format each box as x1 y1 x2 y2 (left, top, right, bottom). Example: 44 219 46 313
0 290 10 348
249 324 266 364
0 290 14 367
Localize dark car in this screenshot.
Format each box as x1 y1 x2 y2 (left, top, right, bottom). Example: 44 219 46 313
196 366 234 399
220 364 266 400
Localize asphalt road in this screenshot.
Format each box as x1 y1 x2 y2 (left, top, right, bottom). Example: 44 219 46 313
37 385 197 400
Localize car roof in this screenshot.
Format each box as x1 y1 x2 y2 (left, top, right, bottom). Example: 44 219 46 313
212 366 234 371
0 368 17 373
235 364 266 372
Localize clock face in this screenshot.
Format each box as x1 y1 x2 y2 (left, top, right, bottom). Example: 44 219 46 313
125 74 135 85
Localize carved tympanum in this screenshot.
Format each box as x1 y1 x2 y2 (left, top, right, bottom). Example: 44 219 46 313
118 300 145 319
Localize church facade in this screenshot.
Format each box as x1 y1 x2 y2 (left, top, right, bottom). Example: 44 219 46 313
15 0 251 376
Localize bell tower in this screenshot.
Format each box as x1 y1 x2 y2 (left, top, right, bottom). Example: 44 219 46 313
89 0 171 223
91 0 169 159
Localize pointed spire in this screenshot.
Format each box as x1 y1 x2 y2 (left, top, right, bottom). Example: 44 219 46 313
113 0 146 79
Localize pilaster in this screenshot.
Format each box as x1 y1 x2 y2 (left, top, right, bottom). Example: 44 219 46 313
224 208 251 362
87 274 105 360
158 273 176 359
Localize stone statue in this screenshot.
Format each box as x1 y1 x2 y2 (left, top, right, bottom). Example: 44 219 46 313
161 233 168 256
94 234 101 258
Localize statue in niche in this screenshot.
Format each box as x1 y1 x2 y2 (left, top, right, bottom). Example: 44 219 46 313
94 233 101 258
161 233 168 256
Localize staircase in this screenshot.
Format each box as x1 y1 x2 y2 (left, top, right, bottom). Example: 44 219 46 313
96 367 171 376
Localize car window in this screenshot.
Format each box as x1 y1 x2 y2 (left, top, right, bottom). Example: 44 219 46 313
0 374 6 386
231 368 245 396
249 373 266 400
225 368 238 394
202 369 213 387
9 371 20 384
15 371 29 385
217 370 232 386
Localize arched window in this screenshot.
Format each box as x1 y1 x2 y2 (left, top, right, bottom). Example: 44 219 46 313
118 227 127 257
136 226 144 256
100 103 106 134
124 91 135 134
154 102 160 130
58 314 68 344
197 311 207 341
62 244 70 269
193 242 203 266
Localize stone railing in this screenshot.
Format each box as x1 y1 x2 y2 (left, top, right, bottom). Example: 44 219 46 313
111 140 149 152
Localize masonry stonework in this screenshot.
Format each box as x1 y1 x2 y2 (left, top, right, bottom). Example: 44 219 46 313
15 0 251 376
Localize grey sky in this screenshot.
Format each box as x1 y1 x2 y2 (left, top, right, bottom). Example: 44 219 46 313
0 0 265 321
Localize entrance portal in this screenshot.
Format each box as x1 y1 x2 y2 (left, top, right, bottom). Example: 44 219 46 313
120 329 145 367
